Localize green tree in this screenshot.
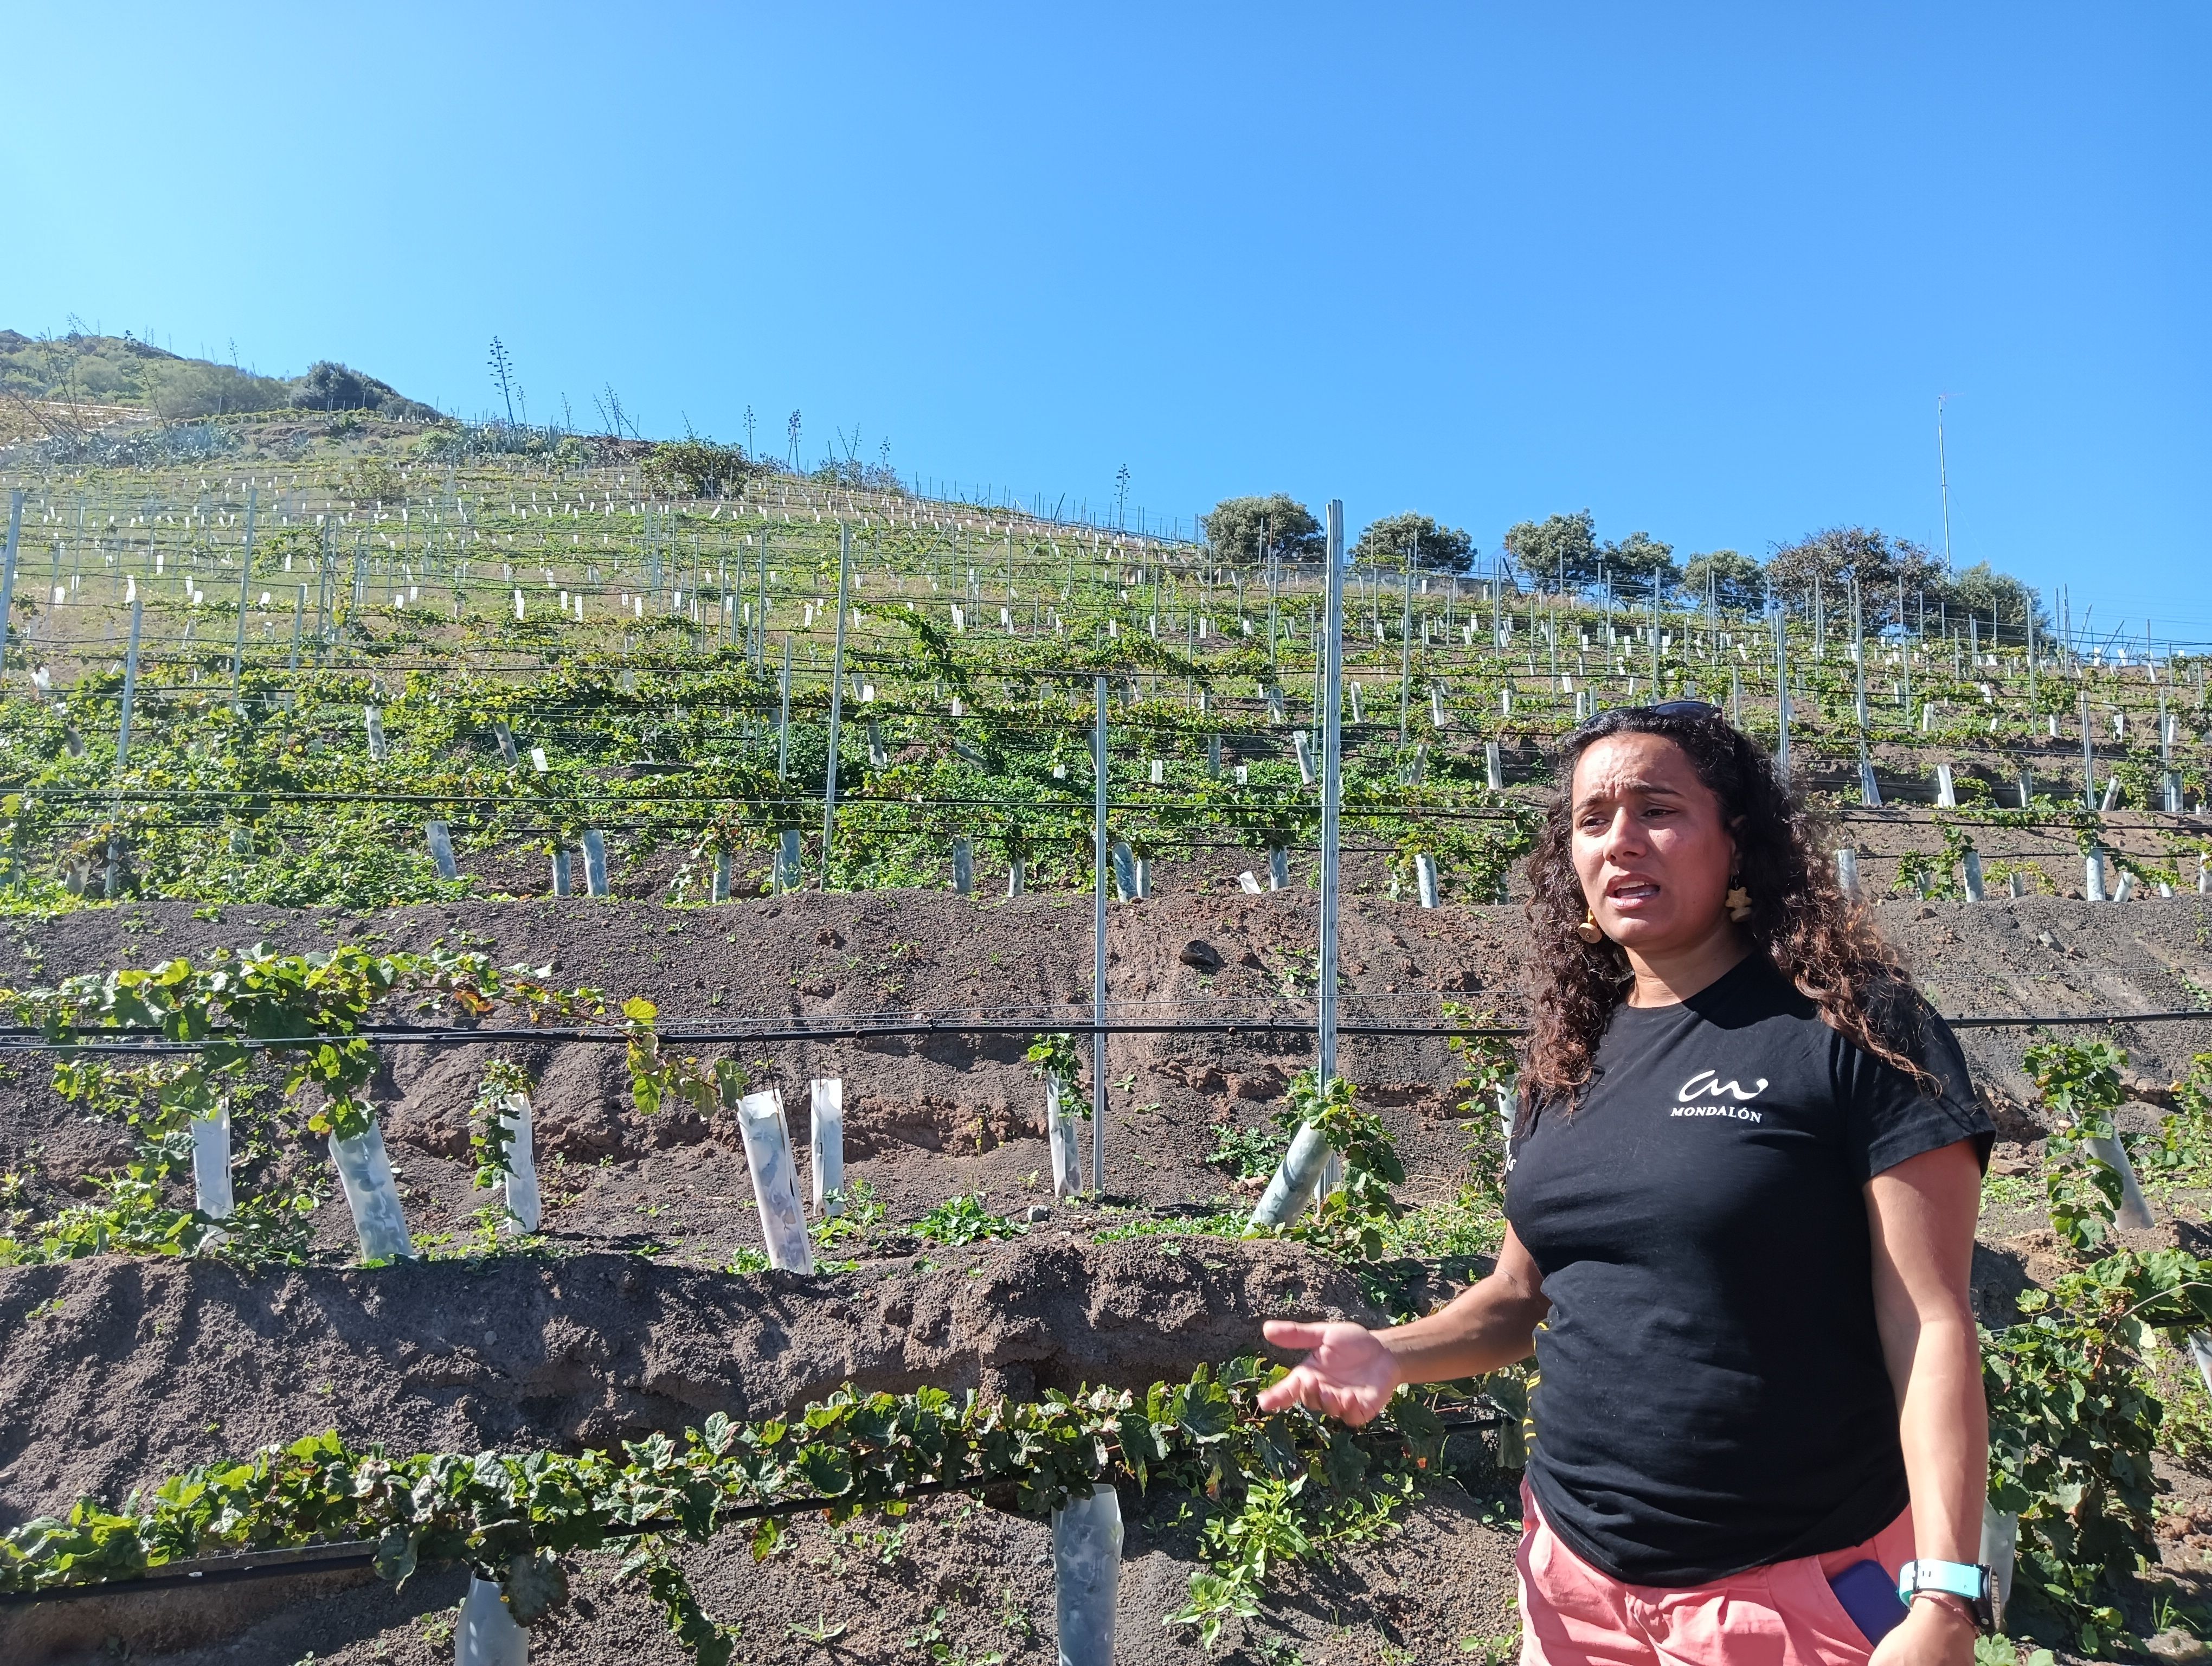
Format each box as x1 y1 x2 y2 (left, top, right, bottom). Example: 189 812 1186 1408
1600 531 1678 593
1351 512 1475 574
1679 549 1766 613
290 362 434 419
1765 527 1943 630
1204 495 1323 563
1939 561 2050 645
1501 510 1597 592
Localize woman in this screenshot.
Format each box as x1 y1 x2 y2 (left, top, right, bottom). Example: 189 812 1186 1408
1260 703 1992 1666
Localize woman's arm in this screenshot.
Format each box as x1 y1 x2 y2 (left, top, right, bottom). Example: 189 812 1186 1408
1256 1225 1551 1426
1865 1138 1987 1666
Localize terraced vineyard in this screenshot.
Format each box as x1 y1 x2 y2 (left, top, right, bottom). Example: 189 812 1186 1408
4 412 2212 1664
1 412 2203 915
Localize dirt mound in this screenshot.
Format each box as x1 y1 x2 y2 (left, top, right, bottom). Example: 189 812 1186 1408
0 1237 1376 1529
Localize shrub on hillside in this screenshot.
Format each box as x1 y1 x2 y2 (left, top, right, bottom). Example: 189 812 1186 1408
1204 495 1323 563
1352 511 1474 574
644 437 755 499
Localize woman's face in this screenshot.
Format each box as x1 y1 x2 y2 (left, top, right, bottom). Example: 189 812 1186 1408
1569 732 1737 953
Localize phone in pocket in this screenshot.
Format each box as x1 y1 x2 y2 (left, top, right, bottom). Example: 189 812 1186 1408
1828 1559 1908 1645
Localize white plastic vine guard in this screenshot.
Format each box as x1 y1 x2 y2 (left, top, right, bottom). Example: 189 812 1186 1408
328 1121 415 1262
456 1573 528 1666
501 1093 542 1233
580 830 608 898
2086 1133 2157 1229
737 1089 814 1272
425 820 459 881
1046 1076 1084 1201
1250 1120 1331 1229
1051 1484 1122 1666
190 1107 234 1221
810 1079 845 1218
1110 843 1137 903
1415 853 1440 909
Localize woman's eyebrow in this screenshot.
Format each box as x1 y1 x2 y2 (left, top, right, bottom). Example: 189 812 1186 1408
1574 777 1682 811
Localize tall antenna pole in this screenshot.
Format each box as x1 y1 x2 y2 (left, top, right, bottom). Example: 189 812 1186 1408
1936 394 1955 574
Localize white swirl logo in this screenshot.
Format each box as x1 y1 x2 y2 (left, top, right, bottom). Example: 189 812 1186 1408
1676 1068 1770 1104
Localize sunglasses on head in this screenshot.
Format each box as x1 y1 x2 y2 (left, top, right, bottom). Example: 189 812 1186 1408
1567 699 1725 735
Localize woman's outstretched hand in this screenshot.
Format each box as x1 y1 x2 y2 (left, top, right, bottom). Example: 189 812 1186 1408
1256 1319 1400 1426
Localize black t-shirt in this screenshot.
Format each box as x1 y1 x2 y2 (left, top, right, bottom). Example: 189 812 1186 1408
1502 953 1992 1586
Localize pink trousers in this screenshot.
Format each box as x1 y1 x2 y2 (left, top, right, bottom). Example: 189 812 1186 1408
1518 1483 1917 1666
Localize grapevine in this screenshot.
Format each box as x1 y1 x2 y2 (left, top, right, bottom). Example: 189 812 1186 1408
0 1358 1484 1666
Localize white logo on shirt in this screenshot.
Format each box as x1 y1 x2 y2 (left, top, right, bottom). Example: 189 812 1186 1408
1671 1069 1769 1122
1677 1068 1769 1104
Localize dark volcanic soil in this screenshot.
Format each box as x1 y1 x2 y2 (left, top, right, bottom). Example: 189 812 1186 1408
8 887 2212 1662
0 1239 1379 1527
9 889 2212 1254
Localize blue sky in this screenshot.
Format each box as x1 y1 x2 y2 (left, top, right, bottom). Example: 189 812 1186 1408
4 5 2204 637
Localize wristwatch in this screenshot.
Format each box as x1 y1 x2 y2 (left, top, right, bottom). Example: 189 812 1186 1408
1895 1560 1995 1633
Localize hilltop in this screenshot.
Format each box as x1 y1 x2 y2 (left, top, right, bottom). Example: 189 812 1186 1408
0 328 441 439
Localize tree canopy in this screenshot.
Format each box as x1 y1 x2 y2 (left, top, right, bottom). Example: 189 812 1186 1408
1501 512 1679 594
1204 495 1323 564
1765 527 1943 630
1501 511 1597 591
1679 549 1766 613
1351 512 1475 574
1600 531 1679 592
1940 561 2050 642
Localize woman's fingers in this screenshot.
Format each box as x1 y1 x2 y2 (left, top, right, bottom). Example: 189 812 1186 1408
1257 1319 1396 1423
1262 1318 1329 1351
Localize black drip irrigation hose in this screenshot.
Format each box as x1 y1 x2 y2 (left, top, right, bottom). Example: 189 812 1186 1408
0 1412 1506 1607
0 1009 2208 1056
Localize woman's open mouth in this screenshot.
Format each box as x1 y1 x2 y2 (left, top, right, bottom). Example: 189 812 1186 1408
1606 877 1660 908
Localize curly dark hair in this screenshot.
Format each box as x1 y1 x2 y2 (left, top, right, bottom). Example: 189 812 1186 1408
1522 704 1934 1105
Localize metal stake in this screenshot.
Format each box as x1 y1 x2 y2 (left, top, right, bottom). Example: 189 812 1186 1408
1093 674 1109 1194
106 595 144 899
1775 606 1791 772
820 524 851 884
755 532 770 669
115 595 144 768
0 489 24 675
777 637 792 779
1397 539 1412 744
229 489 256 706
1319 501 1346 1089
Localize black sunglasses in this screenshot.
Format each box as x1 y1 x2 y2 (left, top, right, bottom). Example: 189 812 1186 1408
1567 699 1724 735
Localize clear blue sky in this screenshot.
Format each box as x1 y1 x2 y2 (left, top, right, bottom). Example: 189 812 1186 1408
4 5 2205 635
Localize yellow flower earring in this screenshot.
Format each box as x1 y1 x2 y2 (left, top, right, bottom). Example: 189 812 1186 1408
1576 906 1604 944
1726 883 1753 921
